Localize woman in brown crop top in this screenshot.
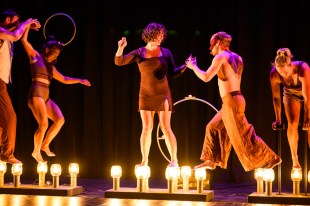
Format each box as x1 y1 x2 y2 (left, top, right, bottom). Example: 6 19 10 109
115 22 187 167
270 48 310 169
21 25 91 163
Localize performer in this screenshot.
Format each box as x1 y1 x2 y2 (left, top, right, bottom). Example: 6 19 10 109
114 22 187 167
21 25 91 162
186 31 281 171
270 48 310 169
0 9 40 164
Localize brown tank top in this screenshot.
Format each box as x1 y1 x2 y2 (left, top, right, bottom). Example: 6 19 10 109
30 55 53 81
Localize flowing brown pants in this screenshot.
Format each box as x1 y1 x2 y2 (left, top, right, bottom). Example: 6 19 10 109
200 92 279 171
0 79 17 159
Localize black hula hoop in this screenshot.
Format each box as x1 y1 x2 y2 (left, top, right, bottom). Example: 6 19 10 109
156 94 219 163
43 13 76 46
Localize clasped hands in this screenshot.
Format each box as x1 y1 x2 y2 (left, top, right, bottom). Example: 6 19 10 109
185 54 197 69
28 18 41 31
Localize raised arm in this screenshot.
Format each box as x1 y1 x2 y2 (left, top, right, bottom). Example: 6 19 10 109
53 67 91 87
21 27 38 61
269 67 282 127
0 18 40 41
115 37 127 57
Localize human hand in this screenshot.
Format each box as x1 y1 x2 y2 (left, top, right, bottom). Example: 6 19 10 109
185 54 197 70
81 79 91 87
118 37 127 49
28 18 41 31
272 120 284 130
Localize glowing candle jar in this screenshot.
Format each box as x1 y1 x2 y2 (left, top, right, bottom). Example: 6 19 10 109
50 164 61 188
291 168 302 195
37 162 48 187
11 163 22 188
111 165 122 190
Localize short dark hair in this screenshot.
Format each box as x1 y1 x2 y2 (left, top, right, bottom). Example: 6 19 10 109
0 9 20 23
41 35 64 53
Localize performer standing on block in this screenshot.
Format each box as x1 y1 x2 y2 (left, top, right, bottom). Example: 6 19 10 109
114 22 187 167
270 48 310 169
0 9 40 164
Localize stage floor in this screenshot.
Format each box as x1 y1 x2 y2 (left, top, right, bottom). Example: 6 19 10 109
0 177 303 206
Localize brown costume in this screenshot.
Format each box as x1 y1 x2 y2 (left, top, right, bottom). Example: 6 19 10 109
28 55 53 102
201 91 279 171
115 47 185 111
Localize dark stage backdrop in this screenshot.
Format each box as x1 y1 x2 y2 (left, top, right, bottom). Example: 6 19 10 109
2 0 310 186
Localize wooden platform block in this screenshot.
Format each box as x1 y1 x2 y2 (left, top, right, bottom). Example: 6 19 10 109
0 184 84 196
104 187 214 202
248 192 310 205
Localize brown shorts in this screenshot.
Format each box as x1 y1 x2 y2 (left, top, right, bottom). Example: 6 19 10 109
28 81 50 102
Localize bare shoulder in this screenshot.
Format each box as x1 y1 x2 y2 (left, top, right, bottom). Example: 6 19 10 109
270 67 278 77
269 67 281 84
297 61 310 78
299 61 310 69
229 51 243 61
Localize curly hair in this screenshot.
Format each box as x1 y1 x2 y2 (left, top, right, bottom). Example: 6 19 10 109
141 22 167 43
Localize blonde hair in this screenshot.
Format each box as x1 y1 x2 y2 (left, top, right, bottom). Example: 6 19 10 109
273 48 293 67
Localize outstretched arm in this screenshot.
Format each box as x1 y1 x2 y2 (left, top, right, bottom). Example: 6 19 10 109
166 49 187 79
186 54 222 82
53 67 91 87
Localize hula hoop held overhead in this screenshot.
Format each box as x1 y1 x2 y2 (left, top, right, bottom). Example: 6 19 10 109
43 13 76 46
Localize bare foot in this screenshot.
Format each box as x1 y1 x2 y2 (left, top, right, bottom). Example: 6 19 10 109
41 147 56 157
168 160 179 167
293 164 302 169
136 159 148 167
32 152 46 162
194 160 216 170
265 156 282 169
0 156 22 164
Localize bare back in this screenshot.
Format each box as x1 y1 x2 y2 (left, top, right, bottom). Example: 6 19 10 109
217 51 243 97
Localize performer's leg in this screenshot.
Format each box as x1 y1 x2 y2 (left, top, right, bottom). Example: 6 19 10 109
41 99 65 157
0 83 20 164
28 97 48 162
222 94 281 171
283 99 302 169
195 109 231 170
139 110 154 166
158 100 178 167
